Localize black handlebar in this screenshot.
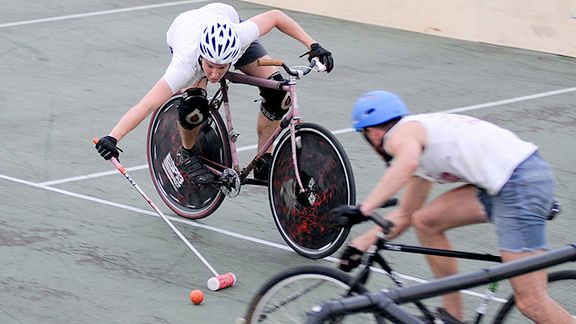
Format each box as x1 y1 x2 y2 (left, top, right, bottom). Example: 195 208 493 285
381 197 398 208
365 198 398 233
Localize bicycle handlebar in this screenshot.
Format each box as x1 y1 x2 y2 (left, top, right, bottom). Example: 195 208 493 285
306 244 576 323
381 197 398 208
257 57 325 78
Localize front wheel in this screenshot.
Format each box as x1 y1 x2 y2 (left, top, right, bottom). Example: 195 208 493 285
146 95 231 219
243 265 382 323
269 123 355 259
492 270 576 323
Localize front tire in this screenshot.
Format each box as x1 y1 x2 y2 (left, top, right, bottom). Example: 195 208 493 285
269 123 355 259
244 265 381 323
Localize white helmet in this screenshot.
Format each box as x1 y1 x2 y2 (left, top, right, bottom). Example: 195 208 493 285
198 21 241 64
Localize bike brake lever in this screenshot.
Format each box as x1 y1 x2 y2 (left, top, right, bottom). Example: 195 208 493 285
311 57 326 72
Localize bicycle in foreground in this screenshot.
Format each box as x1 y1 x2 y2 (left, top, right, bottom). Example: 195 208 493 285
147 58 355 259
243 200 576 323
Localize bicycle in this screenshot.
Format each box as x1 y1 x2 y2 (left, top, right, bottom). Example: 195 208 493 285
243 200 576 323
146 58 355 259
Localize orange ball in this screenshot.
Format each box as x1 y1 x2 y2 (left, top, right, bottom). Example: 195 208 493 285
189 289 204 305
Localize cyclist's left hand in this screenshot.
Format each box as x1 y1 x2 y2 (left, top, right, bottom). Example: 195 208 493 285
338 245 364 272
330 205 368 227
307 43 333 73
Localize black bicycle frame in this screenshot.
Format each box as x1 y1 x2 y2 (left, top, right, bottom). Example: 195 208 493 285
307 244 576 323
377 240 502 263
350 239 502 321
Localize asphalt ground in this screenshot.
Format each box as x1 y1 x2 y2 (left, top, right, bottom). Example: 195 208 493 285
1 0 575 323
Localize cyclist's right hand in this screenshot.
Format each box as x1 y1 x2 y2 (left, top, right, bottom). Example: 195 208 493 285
330 205 368 227
302 43 334 73
95 136 121 160
338 245 364 272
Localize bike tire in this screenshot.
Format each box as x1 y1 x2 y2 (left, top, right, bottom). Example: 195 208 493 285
243 265 383 323
492 269 576 323
147 95 231 219
269 123 355 259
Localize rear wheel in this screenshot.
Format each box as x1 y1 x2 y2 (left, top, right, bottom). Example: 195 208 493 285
146 95 231 219
492 270 576 323
269 123 355 259
244 265 383 323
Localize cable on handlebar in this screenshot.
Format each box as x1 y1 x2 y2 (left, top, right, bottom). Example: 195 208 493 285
256 58 324 78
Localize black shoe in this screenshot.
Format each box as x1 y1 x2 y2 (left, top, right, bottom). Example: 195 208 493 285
436 308 467 324
253 153 272 181
175 146 215 185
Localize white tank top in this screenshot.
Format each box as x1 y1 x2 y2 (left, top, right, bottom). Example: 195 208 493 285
385 113 537 194
163 3 260 93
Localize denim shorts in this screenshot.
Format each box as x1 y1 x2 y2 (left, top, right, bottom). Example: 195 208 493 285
476 151 555 253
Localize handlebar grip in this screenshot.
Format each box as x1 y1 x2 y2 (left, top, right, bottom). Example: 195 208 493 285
381 198 398 208
257 58 284 66
310 57 326 72
368 215 395 234
306 295 373 324
306 292 425 324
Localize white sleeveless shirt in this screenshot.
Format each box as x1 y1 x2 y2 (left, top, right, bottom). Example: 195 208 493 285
384 113 537 194
163 3 260 93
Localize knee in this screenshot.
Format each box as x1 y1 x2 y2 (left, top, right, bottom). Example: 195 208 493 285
412 209 444 235
177 88 209 130
259 72 292 121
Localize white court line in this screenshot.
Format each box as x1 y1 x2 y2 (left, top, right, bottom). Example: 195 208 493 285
38 165 149 186
444 86 576 114
41 86 576 186
38 144 258 186
0 172 505 301
2 172 292 251
1 172 508 301
0 0 208 29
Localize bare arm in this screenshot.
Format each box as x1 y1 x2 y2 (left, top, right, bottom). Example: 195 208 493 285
109 78 174 142
249 10 316 49
385 177 432 239
349 122 427 250
350 176 431 251
359 122 426 216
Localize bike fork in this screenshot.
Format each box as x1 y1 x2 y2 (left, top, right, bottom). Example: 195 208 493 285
286 83 306 193
474 282 498 324
289 122 305 192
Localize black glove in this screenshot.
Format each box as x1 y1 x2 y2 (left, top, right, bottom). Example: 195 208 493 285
301 43 334 73
330 205 368 227
95 136 122 160
339 246 364 272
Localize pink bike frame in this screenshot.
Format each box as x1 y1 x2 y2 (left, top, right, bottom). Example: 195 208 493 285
219 71 305 191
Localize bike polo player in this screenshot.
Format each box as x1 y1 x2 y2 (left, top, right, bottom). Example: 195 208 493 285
332 90 574 323
96 2 333 184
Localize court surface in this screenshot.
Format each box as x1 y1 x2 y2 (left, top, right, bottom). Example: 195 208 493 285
1 0 575 323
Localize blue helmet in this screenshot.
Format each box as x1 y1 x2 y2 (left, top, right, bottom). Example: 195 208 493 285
352 90 409 131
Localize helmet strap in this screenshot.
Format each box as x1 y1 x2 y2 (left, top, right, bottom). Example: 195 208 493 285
362 131 392 166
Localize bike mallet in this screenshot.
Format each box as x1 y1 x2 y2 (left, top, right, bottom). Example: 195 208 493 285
93 138 236 291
